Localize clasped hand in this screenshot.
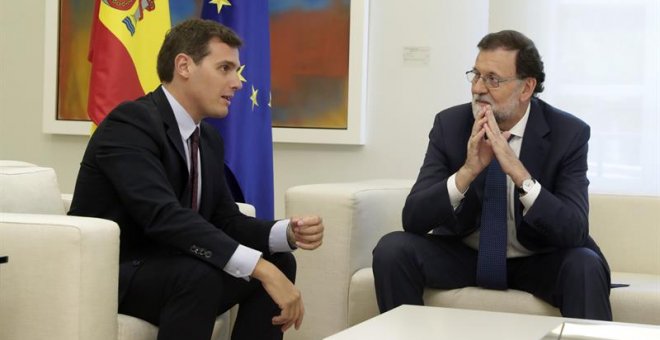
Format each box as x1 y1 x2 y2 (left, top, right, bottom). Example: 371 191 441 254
458 105 529 190
289 215 324 250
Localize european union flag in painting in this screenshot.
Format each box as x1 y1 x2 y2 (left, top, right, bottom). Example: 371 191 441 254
202 0 274 219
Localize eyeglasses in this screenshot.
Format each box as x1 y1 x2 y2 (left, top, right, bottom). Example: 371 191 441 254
465 70 519 89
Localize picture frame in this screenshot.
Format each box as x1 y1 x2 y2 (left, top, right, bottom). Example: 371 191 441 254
271 0 369 145
42 0 369 144
42 0 92 135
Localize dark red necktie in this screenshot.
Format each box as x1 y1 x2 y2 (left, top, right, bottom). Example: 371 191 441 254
190 127 200 211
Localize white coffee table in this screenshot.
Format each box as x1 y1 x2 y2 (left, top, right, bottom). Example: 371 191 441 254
325 305 660 340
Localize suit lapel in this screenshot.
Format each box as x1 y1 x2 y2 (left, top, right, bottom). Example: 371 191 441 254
151 86 194 208
516 98 550 221
153 86 187 165
519 98 550 182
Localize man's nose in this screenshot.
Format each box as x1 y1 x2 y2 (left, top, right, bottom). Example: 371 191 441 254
233 75 243 90
471 76 488 94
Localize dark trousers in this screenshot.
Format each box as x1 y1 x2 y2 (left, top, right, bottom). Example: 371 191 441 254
119 252 296 340
372 231 612 320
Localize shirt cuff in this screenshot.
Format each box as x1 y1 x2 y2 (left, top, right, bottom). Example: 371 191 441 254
269 219 295 253
223 245 262 280
519 180 542 215
447 173 466 210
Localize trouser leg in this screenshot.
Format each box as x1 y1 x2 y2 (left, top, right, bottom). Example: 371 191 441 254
119 252 297 340
372 231 478 313
509 247 612 320
119 254 226 340
229 252 297 340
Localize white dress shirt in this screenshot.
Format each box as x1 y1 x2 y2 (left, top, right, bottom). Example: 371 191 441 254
162 86 293 279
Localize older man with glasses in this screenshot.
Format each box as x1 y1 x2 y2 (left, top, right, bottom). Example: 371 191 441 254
372 30 612 321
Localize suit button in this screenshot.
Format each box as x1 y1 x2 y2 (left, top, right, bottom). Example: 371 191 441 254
190 245 198 252
132 260 142 266
204 250 212 258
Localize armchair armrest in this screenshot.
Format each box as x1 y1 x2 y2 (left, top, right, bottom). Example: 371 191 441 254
61 196 254 218
0 213 120 340
61 193 73 213
284 179 413 340
236 202 255 217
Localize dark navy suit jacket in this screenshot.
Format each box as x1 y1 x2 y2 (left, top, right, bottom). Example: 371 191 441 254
402 97 607 261
69 86 275 302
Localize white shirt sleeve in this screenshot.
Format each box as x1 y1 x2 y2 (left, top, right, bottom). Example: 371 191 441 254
269 219 295 253
223 245 262 280
222 219 294 280
447 173 466 210
519 180 542 215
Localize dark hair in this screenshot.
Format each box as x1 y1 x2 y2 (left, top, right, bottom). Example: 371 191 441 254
157 19 242 82
477 30 545 95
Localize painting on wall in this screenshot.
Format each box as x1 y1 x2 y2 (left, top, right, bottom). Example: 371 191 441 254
55 0 94 122
43 0 368 144
270 0 368 144
43 1 93 134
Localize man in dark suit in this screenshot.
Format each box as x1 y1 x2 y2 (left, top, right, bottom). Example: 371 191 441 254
69 19 324 340
372 30 612 320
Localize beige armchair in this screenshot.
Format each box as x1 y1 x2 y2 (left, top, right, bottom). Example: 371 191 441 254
0 161 251 340
285 179 660 339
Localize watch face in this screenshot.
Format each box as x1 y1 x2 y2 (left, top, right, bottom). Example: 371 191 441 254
522 179 534 191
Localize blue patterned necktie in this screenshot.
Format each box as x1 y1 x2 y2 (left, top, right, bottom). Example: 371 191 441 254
476 158 508 290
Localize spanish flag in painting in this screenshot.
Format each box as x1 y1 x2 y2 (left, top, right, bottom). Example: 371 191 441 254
87 0 170 125
202 0 275 220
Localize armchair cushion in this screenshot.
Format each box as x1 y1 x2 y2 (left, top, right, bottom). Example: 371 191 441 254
0 165 65 215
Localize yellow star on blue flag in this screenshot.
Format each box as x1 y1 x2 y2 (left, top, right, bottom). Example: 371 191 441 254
237 64 247 83
250 85 259 110
208 0 231 14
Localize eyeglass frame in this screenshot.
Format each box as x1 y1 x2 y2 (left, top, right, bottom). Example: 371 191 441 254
465 69 520 89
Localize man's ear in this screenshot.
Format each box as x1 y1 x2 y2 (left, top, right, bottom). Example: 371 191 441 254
520 77 537 101
174 53 192 79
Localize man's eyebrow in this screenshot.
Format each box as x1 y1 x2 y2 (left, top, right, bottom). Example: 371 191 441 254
475 68 503 78
217 60 239 68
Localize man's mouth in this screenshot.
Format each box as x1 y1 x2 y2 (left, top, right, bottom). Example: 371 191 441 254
473 97 490 106
221 95 232 105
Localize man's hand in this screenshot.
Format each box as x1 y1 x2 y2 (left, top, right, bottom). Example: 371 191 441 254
482 109 530 186
456 105 495 191
289 216 324 250
252 258 305 332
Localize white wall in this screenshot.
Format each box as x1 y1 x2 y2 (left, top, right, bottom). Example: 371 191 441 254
0 1 488 218
0 2 90 196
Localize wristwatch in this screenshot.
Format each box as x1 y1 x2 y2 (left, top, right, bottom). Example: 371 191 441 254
516 178 536 196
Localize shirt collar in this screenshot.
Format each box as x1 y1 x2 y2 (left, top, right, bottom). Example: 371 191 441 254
162 86 199 140
508 102 531 139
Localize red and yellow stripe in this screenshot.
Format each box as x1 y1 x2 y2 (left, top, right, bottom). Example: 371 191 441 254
87 0 170 125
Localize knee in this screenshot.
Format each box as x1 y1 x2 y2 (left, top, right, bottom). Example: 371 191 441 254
560 248 609 283
373 231 415 268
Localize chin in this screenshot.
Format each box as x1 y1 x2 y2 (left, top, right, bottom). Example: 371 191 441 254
493 110 513 123
207 110 230 119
